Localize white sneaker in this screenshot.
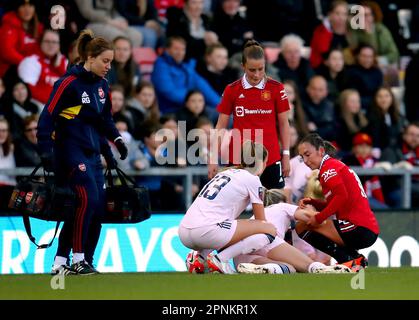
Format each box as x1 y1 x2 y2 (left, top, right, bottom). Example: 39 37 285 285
207 253 236 274
237 263 271 274
313 264 353 274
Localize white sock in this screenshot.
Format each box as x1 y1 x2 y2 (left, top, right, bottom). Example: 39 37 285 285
72 253 85 264
217 234 272 261
308 261 326 273
54 256 67 267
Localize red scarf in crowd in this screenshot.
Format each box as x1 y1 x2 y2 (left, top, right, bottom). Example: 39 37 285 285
356 155 385 203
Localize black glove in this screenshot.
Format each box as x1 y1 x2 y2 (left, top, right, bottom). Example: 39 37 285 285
40 153 55 172
105 155 118 169
114 138 128 160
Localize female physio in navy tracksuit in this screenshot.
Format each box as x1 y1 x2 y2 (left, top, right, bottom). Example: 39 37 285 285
37 30 128 275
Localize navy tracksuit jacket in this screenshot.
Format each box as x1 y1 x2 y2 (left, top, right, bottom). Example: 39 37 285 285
37 64 120 263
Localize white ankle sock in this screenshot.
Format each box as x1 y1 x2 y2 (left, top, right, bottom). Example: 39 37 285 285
217 234 272 261
54 256 67 267
308 261 326 273
72 253 85 264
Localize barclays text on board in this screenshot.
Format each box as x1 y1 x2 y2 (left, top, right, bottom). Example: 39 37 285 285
0 215 189 274
0 214 418 274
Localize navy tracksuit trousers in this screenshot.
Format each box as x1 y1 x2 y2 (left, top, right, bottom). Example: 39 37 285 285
54 143 105 265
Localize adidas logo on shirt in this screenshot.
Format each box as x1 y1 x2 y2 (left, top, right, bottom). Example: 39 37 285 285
82 91 90 103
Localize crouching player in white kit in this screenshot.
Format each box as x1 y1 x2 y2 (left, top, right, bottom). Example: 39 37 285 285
178 141 277 274
234 189 352 274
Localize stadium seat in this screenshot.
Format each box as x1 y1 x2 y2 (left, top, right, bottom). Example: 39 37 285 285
132 47 158 81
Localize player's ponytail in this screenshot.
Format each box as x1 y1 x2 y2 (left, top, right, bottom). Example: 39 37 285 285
264 188 287 207
242 40 265 65
299 133 337 157
76 29 113 63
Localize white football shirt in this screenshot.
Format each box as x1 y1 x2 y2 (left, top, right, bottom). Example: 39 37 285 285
181 168 264 228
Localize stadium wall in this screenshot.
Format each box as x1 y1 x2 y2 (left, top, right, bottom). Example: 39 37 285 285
0 212 418 274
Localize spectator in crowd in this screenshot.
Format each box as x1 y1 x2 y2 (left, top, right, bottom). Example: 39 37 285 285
347 1 399 67
116 0 162 49
367 86 405 153
301 75 336 142
404 50 419 122
400 123 419 208
74 0 143 47
136 120 184 211
335 89 369 155
380 123 419 208
342 133 388 209
176 90 211 135
315 48 347 102
283 80 309 137
110 85 131 127
13 114 40 167
106 36 141 98
125 80 160 140
18 29 68 105
2 79 40 139
151 36 220 117
166 0 219 62
211 0 253 57
0 116 16 211
344 44 384 111
274 34 315 94
0 0 43 80
310 0 350 69
196 43 237 95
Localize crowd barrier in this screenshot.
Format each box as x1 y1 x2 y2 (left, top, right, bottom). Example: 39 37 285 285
1 166 419 209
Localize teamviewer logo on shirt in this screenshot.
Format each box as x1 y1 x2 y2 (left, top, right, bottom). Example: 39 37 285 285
235 106 244 117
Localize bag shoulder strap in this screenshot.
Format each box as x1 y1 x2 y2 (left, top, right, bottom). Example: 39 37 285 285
22 215 61 249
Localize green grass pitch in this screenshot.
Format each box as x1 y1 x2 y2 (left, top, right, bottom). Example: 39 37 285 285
0 267 418 300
